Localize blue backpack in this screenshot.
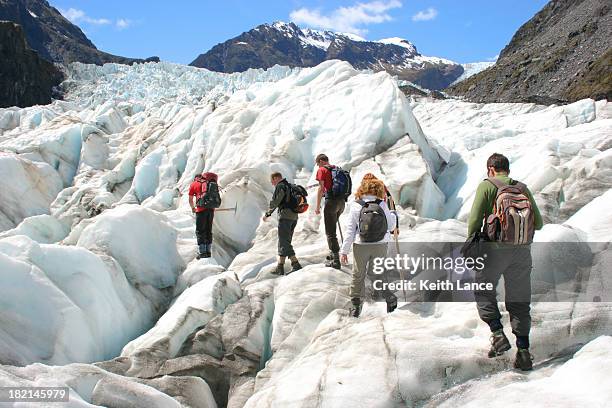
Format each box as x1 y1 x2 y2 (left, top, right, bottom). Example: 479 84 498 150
325 165 352 200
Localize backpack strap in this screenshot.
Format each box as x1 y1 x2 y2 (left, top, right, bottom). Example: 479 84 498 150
486 177 527 193
486 177 506 190
278 179 290 208
356 198 382 206
513 181 527 193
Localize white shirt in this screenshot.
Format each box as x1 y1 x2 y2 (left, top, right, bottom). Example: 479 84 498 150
340 194 397 255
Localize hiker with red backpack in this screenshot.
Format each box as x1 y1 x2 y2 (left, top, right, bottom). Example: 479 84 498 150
467 153 543 371
263 172 307 275
339 177 397 318
314 154 352 269
188 172 222 259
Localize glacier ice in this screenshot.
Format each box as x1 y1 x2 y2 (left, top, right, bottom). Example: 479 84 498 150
430 335 612 407
0 153 63 231
0 58 610 407
0 235 157 366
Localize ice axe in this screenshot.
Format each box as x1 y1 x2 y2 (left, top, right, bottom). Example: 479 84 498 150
215 203 238 215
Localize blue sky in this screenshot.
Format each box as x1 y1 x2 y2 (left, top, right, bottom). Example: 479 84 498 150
48 0 549 64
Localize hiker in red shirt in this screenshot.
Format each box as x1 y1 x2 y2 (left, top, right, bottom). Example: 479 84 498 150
314 153 351 269
188 172 221 259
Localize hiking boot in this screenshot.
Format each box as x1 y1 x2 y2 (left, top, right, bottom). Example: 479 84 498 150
488 329 511 358
386 294 398 313
325 253 341 269
197 244 211 259
514 348 533 371
197 244 206 259
271 264 285 276
290 261 303 273
350 298 362 318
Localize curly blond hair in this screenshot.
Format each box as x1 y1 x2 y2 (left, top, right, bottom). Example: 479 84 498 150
355 178 385 200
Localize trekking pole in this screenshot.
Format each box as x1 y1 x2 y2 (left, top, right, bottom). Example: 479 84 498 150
215 203 238 215
337 220 344 243
394 229 407 302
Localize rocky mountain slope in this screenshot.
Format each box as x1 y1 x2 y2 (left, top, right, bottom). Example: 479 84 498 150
448 0 612 104
0 0 158 65
0 21 63 107
190 21 464 90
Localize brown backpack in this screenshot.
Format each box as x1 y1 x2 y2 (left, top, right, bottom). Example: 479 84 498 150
485 177 535 245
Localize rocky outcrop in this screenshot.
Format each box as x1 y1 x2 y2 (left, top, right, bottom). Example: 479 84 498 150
0 0 159 65
448 0 612 104
0 20 63 107
190 22 463 90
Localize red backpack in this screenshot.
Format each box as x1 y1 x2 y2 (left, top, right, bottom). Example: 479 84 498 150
195 173 221 209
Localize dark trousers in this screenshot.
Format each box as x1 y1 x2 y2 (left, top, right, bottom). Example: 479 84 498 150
474 246 532 337
195 210 214 245
278 218 297 257
324 197 345 253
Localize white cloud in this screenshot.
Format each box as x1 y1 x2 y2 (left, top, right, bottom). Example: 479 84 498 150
59 8 111 25
487 54 499 62
290 0 402 36
116 19 132 30
412 7 438 22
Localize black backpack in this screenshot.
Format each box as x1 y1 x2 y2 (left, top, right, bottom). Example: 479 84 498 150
197 180 222 209
325 166 352 200
357 199 388 242
284 183 309 214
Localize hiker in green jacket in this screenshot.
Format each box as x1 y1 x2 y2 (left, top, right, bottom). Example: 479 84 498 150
468 153 543 371
263 172 303 276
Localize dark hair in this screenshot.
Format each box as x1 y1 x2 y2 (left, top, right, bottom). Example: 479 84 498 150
486 153 510 173
315 153 329 164
270 172 283 180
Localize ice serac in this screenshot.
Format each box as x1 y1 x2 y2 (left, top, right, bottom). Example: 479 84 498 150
0 153 62 231
565 189 612 241
176 60 445 247
0 235 157 366
0 214 68 243
411 98 612 222
76 205 184 291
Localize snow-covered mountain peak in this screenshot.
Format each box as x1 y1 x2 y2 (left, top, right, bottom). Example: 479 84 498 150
191 21 463 89
266 21 366 50
377 37 417 53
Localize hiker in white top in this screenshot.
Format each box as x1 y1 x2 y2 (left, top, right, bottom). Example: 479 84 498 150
339 178 397 317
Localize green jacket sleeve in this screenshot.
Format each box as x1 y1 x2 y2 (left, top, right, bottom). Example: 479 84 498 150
467 181 489 237
525 188 544 230
266 183 286 216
